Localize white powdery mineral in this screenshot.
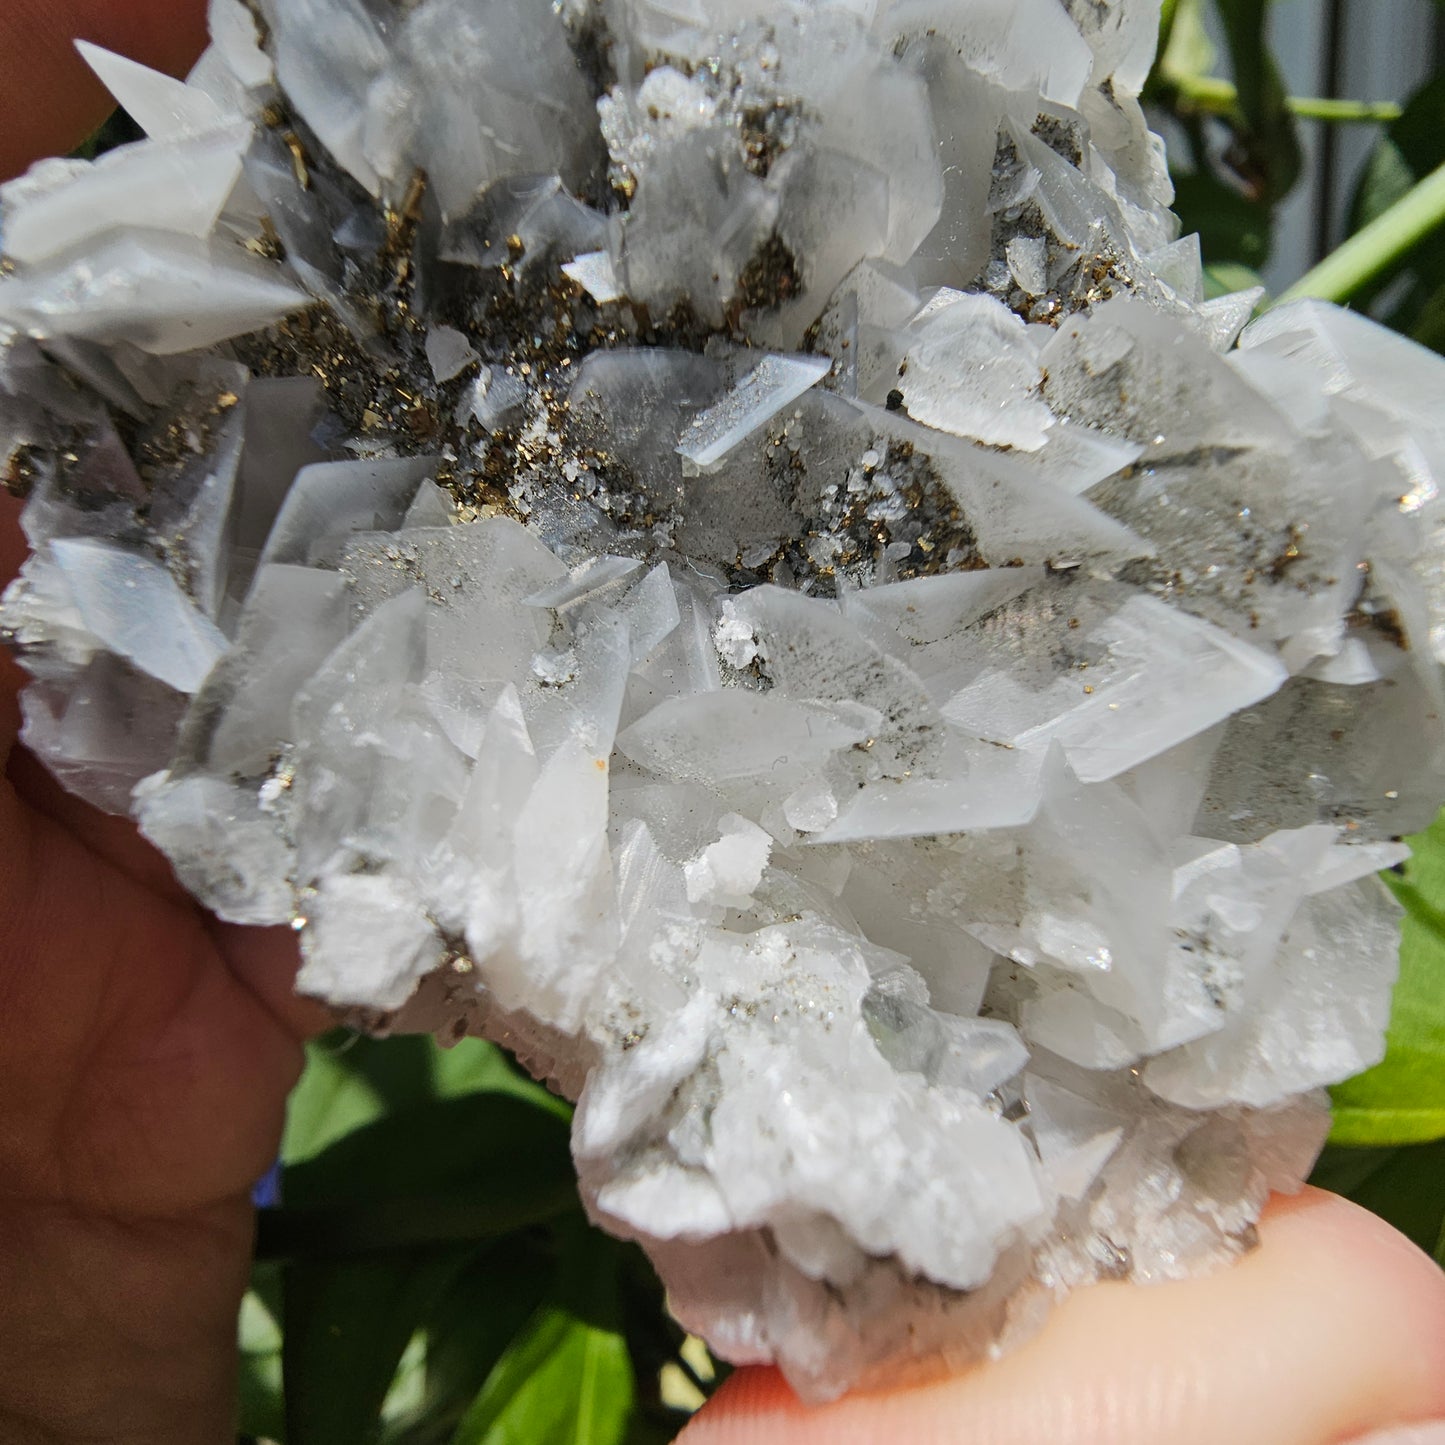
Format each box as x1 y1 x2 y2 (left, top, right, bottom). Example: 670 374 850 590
2 0 1442 1401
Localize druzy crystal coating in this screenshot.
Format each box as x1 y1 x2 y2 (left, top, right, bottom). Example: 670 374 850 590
3 0 1443 1400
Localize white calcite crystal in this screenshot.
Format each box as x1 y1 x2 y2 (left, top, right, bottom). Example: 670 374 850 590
1 0 1441 1401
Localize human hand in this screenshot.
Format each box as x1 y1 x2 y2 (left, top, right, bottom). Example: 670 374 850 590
2 8 1444 1445
0 0 207 182
682 1189 1445 1445
0 479 320 1443
0 12 325 1433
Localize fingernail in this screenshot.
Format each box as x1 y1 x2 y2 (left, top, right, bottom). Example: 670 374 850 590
1342 1424 1445 1445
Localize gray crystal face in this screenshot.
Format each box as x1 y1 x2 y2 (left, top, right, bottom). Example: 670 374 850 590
0 0 1440 1402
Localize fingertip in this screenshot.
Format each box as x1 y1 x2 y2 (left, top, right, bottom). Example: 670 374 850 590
679 1189 1445 1445
678 1369 807 1444
1343 1427 1445 1445
1281 1188 1445 1421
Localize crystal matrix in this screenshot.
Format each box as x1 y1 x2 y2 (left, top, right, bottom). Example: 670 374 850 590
2 0 1443 1401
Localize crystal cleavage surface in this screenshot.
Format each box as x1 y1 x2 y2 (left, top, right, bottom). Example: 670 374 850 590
2 0 1443 1402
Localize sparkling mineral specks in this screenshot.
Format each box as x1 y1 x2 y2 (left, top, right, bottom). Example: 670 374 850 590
3 0 1443 1402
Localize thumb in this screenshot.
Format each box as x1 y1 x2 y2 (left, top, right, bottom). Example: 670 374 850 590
680 1189 1445 1445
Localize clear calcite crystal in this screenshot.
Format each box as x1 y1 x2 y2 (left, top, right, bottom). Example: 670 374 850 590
1 0 1442 1401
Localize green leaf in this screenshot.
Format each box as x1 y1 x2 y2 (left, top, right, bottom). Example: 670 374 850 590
1213 0 1304 204
428 1035 570 1116
379 1238 555 1445
1334 70 1445 346
279 1033 574 1241
1350 136 1419 235
240 1350 287 1444
1156 0 1216 89
1329 810 1445 1145
284 1245 474 1445
1394 277 1445 353
258 1185 578 1261
67 108 143 162
1310 1142 1445 1257
276 1048 580 1443
1308 1143 1400 1200
612 1243 715 1445
1202 260 1266 300
448 1220 639 1445
1369 71 1445 198
1276 161 1445 308
239 1263 287 1441
241 1263 286 1354
284 1088 576 1207
284 1033 567 1167
283 1034 430 1166
1171 170 1274 269
450 1307 634 1445
1150 0 1303 269
1164 78 1401 126
264 1085 579 1260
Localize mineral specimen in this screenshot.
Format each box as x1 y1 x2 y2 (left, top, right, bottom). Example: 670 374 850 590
2 0 1442 1402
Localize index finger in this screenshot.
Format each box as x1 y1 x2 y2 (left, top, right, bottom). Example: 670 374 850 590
680 1190 1445 1445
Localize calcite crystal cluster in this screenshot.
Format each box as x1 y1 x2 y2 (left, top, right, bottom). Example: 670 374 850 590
3 0 1443 1398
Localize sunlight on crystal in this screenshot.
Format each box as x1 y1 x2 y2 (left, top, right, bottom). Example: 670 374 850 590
1 0 1443 1404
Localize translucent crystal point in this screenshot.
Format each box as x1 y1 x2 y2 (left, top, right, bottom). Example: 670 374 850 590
1 0 1440 1405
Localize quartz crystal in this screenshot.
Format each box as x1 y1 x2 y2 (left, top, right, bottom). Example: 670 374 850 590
1 0 1441 1401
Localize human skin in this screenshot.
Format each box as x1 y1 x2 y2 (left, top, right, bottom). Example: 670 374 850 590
1 6 1444 1443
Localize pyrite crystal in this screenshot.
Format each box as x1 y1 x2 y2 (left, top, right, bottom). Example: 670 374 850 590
3 0 1443 1400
